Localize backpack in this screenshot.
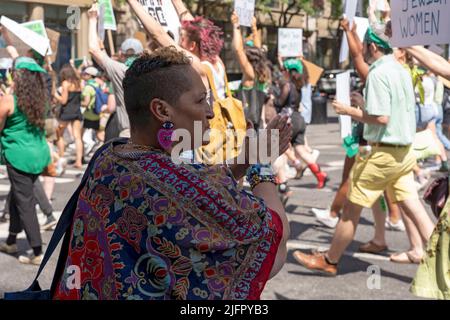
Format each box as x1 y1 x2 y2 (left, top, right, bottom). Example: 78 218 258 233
88 84 108 115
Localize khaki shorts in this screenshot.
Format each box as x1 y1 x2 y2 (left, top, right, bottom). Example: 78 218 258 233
348 145 418 208
45 118 58 142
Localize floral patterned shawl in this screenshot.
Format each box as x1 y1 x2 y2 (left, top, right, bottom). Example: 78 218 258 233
53 140 282 300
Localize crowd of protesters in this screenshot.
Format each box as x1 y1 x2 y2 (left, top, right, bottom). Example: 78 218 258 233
0 0 448 300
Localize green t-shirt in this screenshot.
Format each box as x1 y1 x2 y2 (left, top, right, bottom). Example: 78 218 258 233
82 79 100 121
363 55 416 146
1 96 51 174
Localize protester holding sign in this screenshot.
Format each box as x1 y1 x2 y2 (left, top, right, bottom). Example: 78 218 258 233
88 4 142 141
231 11 270 130
294 27 435 276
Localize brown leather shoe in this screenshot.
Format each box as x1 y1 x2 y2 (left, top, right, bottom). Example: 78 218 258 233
359 241 388 254
293 250 337 276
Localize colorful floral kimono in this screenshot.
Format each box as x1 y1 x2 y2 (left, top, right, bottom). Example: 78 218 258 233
53 140 283 300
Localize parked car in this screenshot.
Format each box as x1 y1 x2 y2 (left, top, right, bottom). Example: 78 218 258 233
318 69 362 98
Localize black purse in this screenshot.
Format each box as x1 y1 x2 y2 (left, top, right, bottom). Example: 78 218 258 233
423 174 450 218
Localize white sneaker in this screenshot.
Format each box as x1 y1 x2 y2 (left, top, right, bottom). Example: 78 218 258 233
55 157 67 176
312 208 339 229
18 253 43 265
311 149 320 163
385 218 406 232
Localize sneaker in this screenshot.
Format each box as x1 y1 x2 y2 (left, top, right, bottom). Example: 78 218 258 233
56 158 67 176
18 253 43 265
41 214 57 231
385 218 406 232
0 242 18 254
292 250 337 276
312 208 339 229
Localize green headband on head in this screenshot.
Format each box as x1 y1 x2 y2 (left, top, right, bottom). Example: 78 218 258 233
14 57 47 73
364 27 391 50
283 58 303 74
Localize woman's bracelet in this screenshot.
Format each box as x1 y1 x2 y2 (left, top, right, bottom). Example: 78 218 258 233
246 164 276 190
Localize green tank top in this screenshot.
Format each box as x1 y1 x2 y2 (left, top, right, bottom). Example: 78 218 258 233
1 95 51 174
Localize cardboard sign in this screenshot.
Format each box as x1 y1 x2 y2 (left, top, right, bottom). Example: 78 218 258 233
98 0 117 31
391 0 450 47
137 0 181 43
134 31 147 48
0 16 50 56
339 0 358 63
278 28 303 58
336 71 352 138
234 0 255 27
302 59 324 87
46 28 60 61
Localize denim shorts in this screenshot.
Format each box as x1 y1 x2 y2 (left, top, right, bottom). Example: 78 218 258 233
416 103 438 130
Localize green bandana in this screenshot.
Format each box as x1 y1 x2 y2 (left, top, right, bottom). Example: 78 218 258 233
125 56 137 68
283 59 303 74
14 57 47 73
364 27 391 50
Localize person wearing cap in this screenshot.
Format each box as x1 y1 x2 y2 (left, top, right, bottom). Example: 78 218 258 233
293 28 435 276
81 66 102 151
88 5 144 141
0 57 51 265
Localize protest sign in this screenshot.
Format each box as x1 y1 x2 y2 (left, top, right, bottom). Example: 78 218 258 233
0 16 50 56
46 28 60 61
336 70 352 138
98 0 117 31
234 0 256 27
339 0 358 63
391 0 450 47
354 17 369 42
98 3 106 42
302 59 324 87
278 28 303 57
137 0 181 43
22 20 52 55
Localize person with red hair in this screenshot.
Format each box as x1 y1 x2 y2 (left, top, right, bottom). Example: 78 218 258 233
126 0 227 100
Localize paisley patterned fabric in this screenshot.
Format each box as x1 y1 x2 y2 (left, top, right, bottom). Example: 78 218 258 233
53 140 282 300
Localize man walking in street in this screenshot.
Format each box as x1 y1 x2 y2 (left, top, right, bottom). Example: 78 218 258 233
292 28 435 275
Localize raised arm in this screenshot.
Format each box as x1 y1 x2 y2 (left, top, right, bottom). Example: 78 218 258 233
0 26 19 60
171 0 194 21
341 18 369 82
251 17 262 49
231 11 255 84
406 46 450 81
88 5 106 68
127 0 206 81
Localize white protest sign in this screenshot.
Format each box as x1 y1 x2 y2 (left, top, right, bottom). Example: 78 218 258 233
137 0 181 43
0 16 50 56
234 0 255 27
391 0 450 47
336 71 352 138
339 0 358 63
370 0 386 12
354 17 369 42
98 0 117 31
98 3 106 42
278 28 303 57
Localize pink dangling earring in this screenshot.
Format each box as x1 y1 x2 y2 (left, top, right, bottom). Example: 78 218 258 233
157 121 174 151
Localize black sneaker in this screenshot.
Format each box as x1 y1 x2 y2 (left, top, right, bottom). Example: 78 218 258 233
41 214 57 231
